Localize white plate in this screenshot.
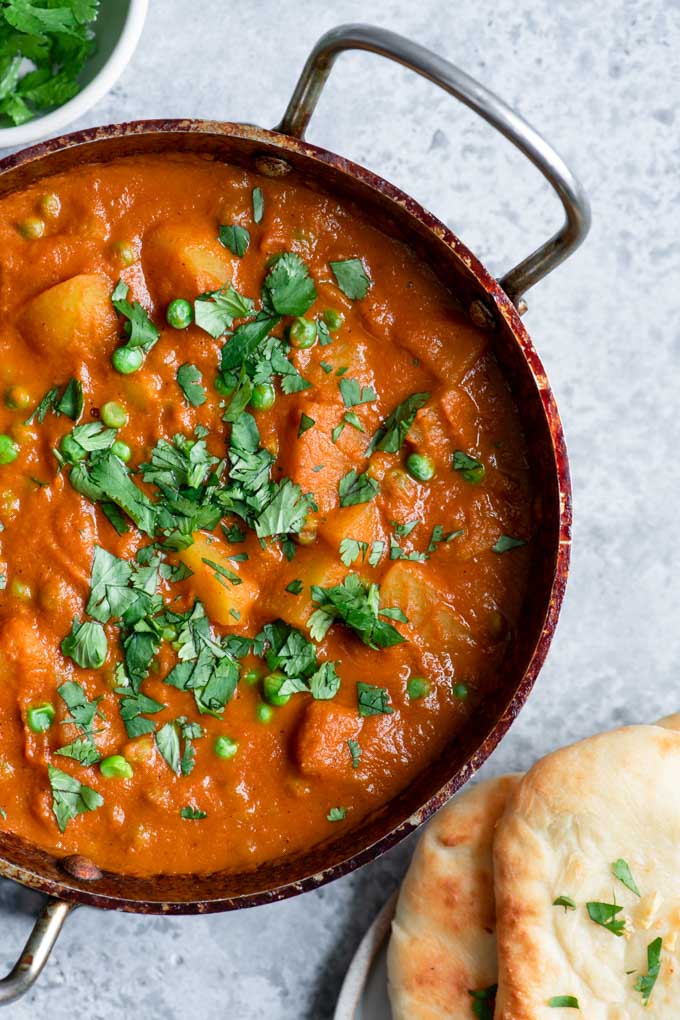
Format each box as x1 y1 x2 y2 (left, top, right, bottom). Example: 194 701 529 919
334 893 397 1020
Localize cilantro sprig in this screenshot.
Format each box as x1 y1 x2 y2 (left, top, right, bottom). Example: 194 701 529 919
309 574 406 649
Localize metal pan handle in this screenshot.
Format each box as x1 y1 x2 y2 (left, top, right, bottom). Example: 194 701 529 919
277 23 591 306
0 896 74 1006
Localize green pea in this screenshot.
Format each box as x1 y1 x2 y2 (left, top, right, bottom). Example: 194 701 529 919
250 382 276 411
288 317 317 349
257 702 274 724
407 676 430 700
112 346 144 375
111 439 132 463
263 671 290 706
100 401 128 429
166 298 193 330
100 755 134 779
59 434 86 464
215 374 237 397
322 308 344 331
406 453 435 482
0 435 19 465
111 240 137 267
26 702 55 733
39 193 61 219
453 682 469 700
17 217 45 240
5 386 31 410
242 669 261 686
214 736 239 760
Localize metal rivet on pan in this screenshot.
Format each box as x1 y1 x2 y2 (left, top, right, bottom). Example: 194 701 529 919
60 854 103 881
468 298 497 330
254 155 292 177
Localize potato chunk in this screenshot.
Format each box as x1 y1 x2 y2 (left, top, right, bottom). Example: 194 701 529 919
179 532 258 627
19 273 117 356
296 701 362 779
319 500 387 553
262 543 345 630
381 561 474 653
142 219 232 306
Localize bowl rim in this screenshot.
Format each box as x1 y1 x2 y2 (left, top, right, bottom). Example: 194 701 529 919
0 0 148 148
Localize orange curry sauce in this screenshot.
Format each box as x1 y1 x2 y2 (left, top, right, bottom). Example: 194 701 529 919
0 155 531 875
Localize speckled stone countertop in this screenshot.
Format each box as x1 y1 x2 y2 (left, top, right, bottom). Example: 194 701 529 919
1 1 679 1017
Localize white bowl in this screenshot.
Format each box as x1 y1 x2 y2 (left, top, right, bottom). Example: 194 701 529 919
0 0 148 149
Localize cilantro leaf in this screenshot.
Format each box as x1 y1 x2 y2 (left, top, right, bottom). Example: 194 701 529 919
195 283 255 339
180 805 207 820
58 680 102 737
218 224 250 257
220 313 280 373
586 901 625 936
252 187 264 223
156 721 181 774
492 534 528 553
286 579 303 595
86 452 157 535
357 682 393 716
329 258 371 300
262 252 317 316
553 895 576 911
339 376 376 407
48 764 103 833
111 280 159 350
309 661 341 700
547 996 579 1009
177 364 207 407
61 618 107 669
348 738 362 769
468 985 497 1019
254 477 314 538
634 937 662 1005
338 469 379 507
55 737 100 766
116 686 165 738
452 449 485 484
365 392 430 455
612 858 641 897
327 806 346 822
309 574 406 649
298 413 315 437
26 377 83 424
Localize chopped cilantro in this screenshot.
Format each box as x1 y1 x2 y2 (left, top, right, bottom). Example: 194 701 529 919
327 806 346 822
493 534 527 553
393 520 419 538
586 901 625 936
320 361 333 374
111 280 159 350
195 283 255 339
547 997 579 1009
329 258 371 299
262 252 317 317
298 412 315 437
61 617 107 669
55 737 100 766
255 477 314 538
309 574 406 649
553 895 576 911
218 224 250 257
634 937 662 1005
365 392 430 455
26 377 83 424
116 687 164 738
177 363 207 407
252 186 264 223
48 764 103 833
339 377 376 407
612 858 641 897
163 603 239 716
368 540 384 567
452 450 485 484
468 985 497 1019
339 537 368 567
180 805 207 820
357 682 393 717
156 721 180 773
286 579 304 595
348 738 362 769
57 680 102 737
201 557 242 588
338 469 379 507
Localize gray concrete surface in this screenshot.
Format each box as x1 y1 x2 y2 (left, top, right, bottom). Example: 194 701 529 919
1 0 679 1016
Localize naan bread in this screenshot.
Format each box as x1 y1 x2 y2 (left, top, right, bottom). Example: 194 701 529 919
494 725 680 1018
387 774 520 1019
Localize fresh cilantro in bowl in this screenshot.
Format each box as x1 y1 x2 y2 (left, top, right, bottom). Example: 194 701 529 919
0 0 101 126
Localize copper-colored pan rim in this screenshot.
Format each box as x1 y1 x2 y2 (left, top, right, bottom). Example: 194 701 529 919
0 119 571 913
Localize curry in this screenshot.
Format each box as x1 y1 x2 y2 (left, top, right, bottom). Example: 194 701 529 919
0 154 532 876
